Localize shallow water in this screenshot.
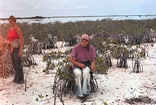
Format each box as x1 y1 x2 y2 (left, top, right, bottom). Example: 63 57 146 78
0 15 154 24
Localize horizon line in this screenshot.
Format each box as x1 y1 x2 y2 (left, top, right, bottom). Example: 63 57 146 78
1 14 156 20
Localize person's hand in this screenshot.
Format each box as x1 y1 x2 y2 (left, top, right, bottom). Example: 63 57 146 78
78 63 86 68
91 63 96 72
3 40 7 45
18 50 22 57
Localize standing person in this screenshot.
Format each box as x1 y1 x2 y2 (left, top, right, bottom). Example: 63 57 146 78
0 35 5 59
6 15 24 84
68 34 96 99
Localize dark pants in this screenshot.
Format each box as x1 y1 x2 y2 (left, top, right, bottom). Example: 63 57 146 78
11 48 24 84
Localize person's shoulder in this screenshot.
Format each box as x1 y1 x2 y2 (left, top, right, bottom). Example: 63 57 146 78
73 44 81 50
89 45 96 51
16 26 22 32
16 26 20 30
74 43 81 48
89 45 95 49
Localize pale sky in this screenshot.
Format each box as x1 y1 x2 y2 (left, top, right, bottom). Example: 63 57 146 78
0 0 156 22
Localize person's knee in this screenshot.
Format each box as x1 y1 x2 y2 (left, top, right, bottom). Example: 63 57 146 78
73 68 82 76
82 67 90 74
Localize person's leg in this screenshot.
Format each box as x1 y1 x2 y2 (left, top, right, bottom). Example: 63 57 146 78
11 48 24 84
82 66 91 95
73 68 83 97
18 57 24 84
11 49 17 83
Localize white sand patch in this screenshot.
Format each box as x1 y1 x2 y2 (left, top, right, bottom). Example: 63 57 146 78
0 43 156 105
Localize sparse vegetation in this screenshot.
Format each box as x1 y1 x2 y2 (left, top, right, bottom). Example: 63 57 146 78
1 18 156 104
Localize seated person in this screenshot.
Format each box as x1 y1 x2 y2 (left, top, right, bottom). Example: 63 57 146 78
68 34 96 99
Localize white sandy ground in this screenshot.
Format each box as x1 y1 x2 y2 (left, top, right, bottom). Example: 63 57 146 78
0 42 156 105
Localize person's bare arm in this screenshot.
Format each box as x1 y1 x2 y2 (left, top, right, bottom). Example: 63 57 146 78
68 55 86 68
90 58 96 72
16 27 24 57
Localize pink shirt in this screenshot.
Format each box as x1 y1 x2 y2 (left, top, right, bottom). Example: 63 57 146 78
71 43 96 63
